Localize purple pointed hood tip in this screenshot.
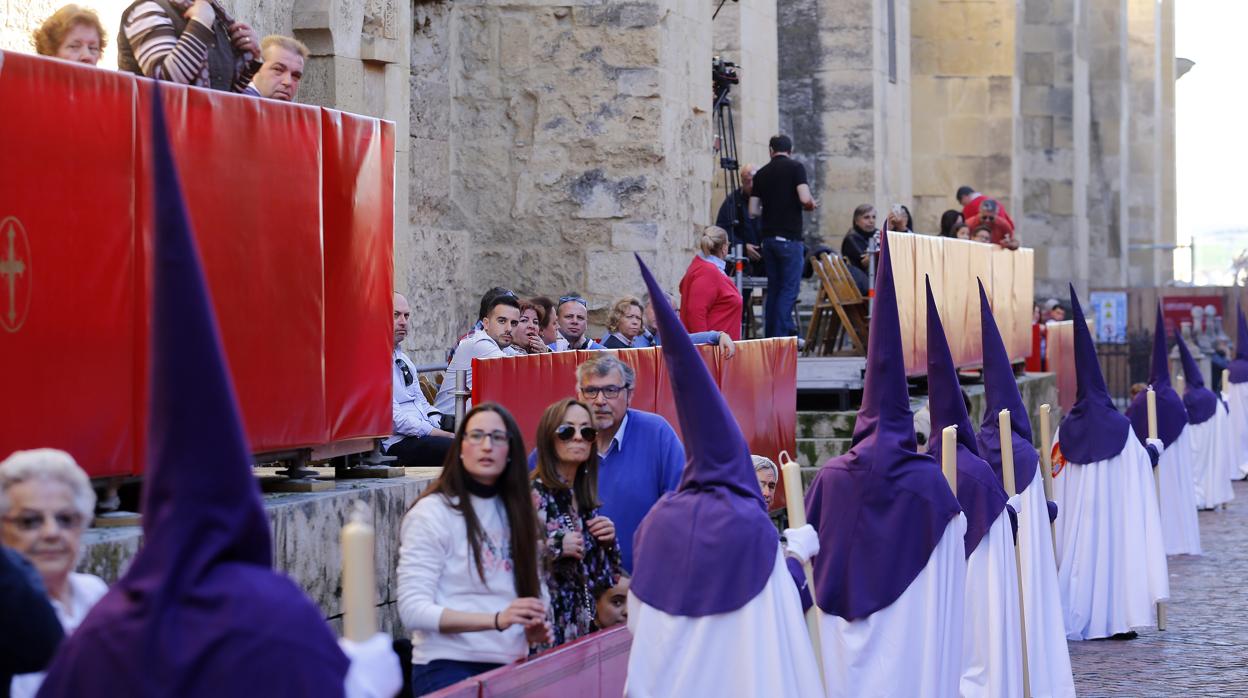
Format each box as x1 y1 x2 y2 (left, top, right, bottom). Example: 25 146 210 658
35 84 349 697
1126 304 1189 447
803 232 961 621
629 254 777 617
1058 284 1132 463
925 276 1007 558
974 280 1038 489
1230 305 1248 383
1175 331 1217 425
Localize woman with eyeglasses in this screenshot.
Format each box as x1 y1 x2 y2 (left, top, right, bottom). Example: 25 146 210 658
397 403 551 696
530 399 622 650
1 449 108 698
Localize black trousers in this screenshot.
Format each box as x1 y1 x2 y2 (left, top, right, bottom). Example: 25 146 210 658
384 435 453 468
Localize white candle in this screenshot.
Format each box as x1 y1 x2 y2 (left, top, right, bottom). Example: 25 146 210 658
341 503 376 642
1146 389 1158 441
941 425 957 494
1223 369 1230 393
1039 405 1054 502
999 409 1017 496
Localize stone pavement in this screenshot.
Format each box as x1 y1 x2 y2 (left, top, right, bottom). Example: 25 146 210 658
1067 480 1248 696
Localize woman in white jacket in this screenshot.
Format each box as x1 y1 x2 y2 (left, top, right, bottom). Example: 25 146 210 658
397 402 550 695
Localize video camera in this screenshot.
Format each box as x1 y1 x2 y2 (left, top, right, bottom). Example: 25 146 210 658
712 56 739 100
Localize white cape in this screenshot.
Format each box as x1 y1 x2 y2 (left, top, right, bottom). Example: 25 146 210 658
1189 403 1236 509
1052 433 1169 640
1157 427 1203 555
1016 469 1076 697
818 514 966 698
960 510 1023 698
624 547 822 698
1226 381 1248 479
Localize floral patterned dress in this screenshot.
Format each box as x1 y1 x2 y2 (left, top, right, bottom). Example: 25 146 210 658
531 477 622 651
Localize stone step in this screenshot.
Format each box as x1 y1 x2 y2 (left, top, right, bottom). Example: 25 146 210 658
794 437 852 467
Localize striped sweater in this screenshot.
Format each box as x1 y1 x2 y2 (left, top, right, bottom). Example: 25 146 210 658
121 0 258 93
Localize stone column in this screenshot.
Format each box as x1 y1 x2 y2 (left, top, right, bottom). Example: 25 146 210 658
1158 0 1176 282
910 0 1016 234
1126 0 1159 286
1084 0 1128 289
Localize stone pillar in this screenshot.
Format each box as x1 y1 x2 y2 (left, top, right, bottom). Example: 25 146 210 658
910 0 1016 234
1158 0 1176 282
1126 0 1159 286
1084 0 1128 289
778 0 909 246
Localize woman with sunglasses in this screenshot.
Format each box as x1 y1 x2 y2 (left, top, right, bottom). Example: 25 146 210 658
530 399 622 650
397 403 550 695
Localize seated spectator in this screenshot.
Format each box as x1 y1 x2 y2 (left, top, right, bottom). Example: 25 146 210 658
385 293 454 467
529 354 685 572
752 455 778 508
1129 382 1148 401
1 544 64 694
1 449 108 698
511 301 552 355
551 295 606 351
957 185 1015 229
715 163 764 314
592 571 631 631
972 225 993 243
602 297 646 349
885 204 913 233
679 226 743 339
1042 299 1067 322
965 199 1020 249
244 35 306 101
397 403 550 695
530 399 621 650
118 0 262 93
528 296 560 347
938 209 964 238
33 5 106 66
633 293 737 358
841 204 876 293
434 294 521 418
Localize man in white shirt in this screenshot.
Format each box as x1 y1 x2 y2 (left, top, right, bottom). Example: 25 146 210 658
385 293 455 467
434 295 521 416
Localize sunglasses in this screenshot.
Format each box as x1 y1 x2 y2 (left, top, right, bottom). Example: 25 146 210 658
395 358 414 386
555 425 597 442
3 510 85 533
559 295 587 307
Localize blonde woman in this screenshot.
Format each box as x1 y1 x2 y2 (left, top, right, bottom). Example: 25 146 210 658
602 297 646 350
678 226 743 339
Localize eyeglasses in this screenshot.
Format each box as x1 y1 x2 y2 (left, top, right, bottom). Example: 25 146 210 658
465 429 509 445
579 384 628 399
2 511 85 533
396 358 414 386
555 425 598 442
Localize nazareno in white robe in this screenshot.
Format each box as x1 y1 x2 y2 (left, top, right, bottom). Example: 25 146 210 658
818 514 966 698
1189 402 1236 509
624 547 822 698
960 510 1023 698
1052 431 1169 640
1016 468 1076 697
1223 381 1248 479
1156 427 1203 555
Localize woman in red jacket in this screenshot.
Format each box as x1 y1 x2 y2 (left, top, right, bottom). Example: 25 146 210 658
679 226 743 339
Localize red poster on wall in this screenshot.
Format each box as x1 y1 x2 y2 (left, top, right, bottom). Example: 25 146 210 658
1161 296 1223 337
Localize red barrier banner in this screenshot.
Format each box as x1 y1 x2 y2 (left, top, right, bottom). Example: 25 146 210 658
0 52 393 477
1045 320 1076 413
471 339 798 465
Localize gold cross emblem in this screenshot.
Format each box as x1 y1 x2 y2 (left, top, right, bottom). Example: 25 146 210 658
0 216 31 333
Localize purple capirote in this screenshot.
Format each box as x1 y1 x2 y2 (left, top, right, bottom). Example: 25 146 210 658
1228 305 1248 384
1057 284 1133 464
1126 304 1190 448
974 281 1039 492
1175 331 1217 425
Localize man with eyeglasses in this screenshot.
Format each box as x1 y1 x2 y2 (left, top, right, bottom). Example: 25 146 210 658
434 294 522 417
529 354 685 572
384 292 455 467
550 295 607 351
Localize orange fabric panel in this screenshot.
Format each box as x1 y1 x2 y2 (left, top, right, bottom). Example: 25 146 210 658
887 232 920 373
911 234 947 372
1045 321 1077 412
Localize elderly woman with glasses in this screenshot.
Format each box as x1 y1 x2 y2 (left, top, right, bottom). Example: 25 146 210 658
1 449 108 697
530 398 621 650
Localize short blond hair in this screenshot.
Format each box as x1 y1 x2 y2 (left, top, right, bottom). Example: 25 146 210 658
606 296 643 333
0 448 95 520
32 4 107 57
261 34 309 59
697 226 729 257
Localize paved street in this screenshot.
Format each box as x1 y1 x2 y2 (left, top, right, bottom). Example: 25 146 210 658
1068 480 1248 696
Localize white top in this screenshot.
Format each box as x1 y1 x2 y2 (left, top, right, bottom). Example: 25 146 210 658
433 331 507 415
11 572 109 698
384 349 443 450
396 493 531 665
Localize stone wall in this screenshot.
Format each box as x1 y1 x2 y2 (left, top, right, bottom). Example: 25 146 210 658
1125 0 1158 287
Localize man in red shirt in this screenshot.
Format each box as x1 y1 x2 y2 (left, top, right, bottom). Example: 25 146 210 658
956 185 1015 229
964 199 1019 249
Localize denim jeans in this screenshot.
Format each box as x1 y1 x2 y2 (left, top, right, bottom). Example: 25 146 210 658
762 237 804 338
411 659 503 696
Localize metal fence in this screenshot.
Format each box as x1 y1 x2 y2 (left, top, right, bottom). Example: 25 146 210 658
1096 331 1154 408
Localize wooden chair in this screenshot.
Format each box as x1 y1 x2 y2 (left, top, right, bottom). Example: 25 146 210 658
418 375 439 404
804 253 869 356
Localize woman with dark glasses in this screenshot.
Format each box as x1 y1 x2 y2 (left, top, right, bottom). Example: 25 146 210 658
530 399 622 650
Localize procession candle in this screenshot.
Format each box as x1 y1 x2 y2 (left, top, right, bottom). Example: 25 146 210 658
780 452 823 678
1145 388 1165 630
999 408 1031 696
1039 405 1054 502
341 503 376 642
999 409 1017 497
941 426 957 495
1147 389 1158 440
1223 369 1230 393
1176 374 1186 395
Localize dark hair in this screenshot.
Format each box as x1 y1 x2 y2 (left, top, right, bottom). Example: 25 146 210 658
939 209 963 238
769 134 793 153
415 403 541 597
478 287 514 321
851 204 875 232
529 296 556 329
519 300 546 328
532 399 601 513
900 205 913 231
484 294 521 319
955 185 975 200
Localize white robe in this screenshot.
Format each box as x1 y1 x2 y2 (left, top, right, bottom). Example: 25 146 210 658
1189 403 1236 509
960 511 1024 698
1015 469 1076 697
1156 427 1203 555
624 547 822 698
1223 381 1248 479
1052 433 1169 640
818 514 966 698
